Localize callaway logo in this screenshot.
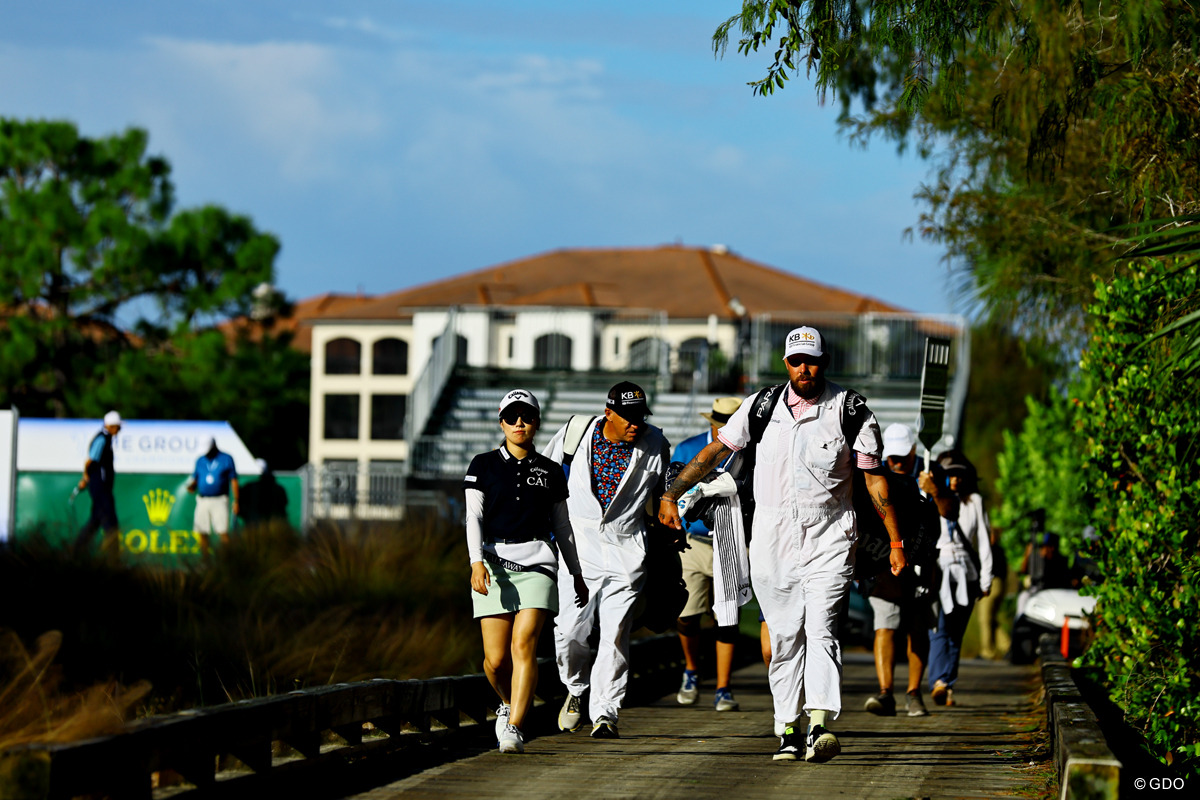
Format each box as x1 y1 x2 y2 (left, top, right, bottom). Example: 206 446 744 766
529 465 549 477
844 392 866 417
506 390 530 401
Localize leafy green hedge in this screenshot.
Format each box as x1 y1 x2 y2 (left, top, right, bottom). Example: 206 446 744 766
993 392 1090 567
997 264 1200 773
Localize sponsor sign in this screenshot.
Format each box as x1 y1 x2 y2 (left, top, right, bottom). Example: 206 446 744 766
16 419 261 475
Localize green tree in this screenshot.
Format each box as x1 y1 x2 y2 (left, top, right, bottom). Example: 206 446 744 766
716 2 1200 349
0 119 308 467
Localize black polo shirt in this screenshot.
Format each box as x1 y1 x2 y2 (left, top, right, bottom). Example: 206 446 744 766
463 445 569 543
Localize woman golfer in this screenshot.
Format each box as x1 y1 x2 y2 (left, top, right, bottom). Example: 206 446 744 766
464 388 588 753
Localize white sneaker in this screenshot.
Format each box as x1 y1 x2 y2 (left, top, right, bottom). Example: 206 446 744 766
677 670 699 705
494 702 511 741
498 723 525 754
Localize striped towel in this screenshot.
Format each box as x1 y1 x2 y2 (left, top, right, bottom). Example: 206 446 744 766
709 492 752 626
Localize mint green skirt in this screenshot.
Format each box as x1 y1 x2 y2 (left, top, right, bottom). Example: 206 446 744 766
471 560 558 618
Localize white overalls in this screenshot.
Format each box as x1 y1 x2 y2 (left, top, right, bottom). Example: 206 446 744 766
544 418 670 723
718 381 881 724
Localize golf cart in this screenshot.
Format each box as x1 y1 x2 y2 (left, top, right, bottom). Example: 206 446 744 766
1009 515 1098 664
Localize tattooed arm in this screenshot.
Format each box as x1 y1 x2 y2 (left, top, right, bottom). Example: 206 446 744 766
657 439 733 530
863 470 908 576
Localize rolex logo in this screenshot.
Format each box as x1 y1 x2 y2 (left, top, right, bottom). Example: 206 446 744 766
143 489 176 526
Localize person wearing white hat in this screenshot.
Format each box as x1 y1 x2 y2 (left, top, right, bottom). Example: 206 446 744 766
659 325 906 763
76 410 123 550
862 423 937 718
671 396 744 713
464 389 587 754
187 435 239 536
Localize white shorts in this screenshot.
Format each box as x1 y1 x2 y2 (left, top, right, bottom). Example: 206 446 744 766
194 495 230 535
869 596 903 630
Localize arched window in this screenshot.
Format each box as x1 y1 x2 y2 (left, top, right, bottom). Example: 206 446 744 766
678 337 711 373
324 338 361 375
534 333 573 370
372 338 409 375
629 337 667 372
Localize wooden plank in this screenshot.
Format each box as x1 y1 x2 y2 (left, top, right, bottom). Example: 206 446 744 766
349 654 1047 800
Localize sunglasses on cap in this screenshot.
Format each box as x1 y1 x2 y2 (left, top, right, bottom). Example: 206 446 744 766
500 409 539 426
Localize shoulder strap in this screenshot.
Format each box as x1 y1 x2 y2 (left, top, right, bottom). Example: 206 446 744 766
562 415 598 467
748 384 786 446
840 389 870 447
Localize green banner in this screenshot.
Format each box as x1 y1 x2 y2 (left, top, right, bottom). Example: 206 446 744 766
14 471 304 565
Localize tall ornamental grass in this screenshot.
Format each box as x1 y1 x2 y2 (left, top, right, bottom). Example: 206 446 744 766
0 514 479 745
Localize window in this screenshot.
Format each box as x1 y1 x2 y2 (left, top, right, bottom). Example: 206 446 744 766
370 394 407 440
372 338 409 375
534 333 573 370
507 336 514 359
678 337 711 373
323 394 360 439
629 337 667 372
324 338 361 375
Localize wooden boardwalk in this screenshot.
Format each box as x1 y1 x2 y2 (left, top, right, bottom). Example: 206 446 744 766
349 653 1045 799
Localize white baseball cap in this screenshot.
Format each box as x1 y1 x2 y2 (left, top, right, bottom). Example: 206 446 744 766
103 410 122 427
783 326 824 359
498 388 540 419
882 423 917 459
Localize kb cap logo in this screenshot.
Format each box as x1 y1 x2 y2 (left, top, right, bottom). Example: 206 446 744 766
621 390 643 401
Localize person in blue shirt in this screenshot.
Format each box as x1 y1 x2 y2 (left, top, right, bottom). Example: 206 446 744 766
76 410 123 552
187 436 240 536
672 397 743 712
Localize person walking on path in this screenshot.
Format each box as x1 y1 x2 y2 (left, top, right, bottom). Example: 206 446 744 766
659 326 906 763
862 423 939 718
918 449 993 707
76 410 122 552
671 396 743 713
544 381 671 740
464 389 587 754
187 437 240 537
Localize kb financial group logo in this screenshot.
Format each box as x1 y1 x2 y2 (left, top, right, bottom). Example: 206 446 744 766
621 390 643 401
789 330 816 346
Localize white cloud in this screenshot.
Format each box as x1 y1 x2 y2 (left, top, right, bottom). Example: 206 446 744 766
146 37 384 183
319 15 415 43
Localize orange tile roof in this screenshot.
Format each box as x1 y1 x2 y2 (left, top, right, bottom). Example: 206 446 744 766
219 292 378 352
318 246 904 322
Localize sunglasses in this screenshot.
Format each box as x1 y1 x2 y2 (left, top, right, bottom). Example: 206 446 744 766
500 410 539 426
785 354 821 368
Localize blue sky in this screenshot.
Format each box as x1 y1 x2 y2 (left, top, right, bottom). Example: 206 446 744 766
0 0 956 314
